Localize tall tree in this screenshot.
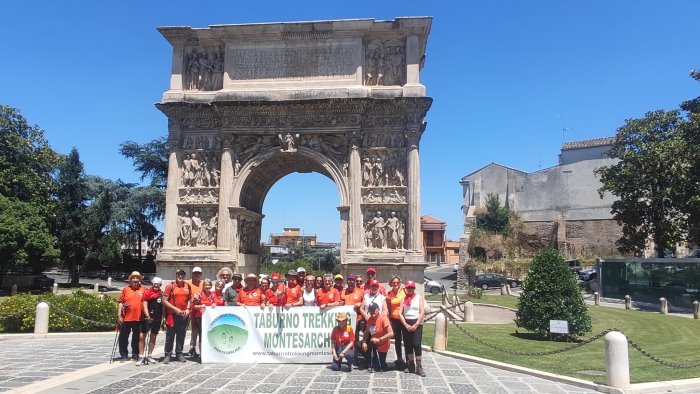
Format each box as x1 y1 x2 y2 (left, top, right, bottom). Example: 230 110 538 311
0 105 60 217
680 70 700 247
596 110 689 257
0 196 58 280
55 148 90 285
475 194 510 234
119 137 168 219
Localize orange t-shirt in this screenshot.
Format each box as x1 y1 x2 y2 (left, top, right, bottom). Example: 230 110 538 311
237 287 263 306
273 283 286 306
331 325 355 348
213 291 225 306
186 280 204 298
261 288 278 305
366 314 392 352
341 287 363 308
386 288 406 320
164 282 191 311
316 287 340 306
194 290 215 318
285 284 302 305
118 285 144 322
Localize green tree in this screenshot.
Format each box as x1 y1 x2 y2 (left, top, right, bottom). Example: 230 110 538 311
475 194 510 234
0 196 58 280
595 110 689 257
119 137 168 220
0 105 60 217
55 148 90 285
680 70 700 247
515 248 591 338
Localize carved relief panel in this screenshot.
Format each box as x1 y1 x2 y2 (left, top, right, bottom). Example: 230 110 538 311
364 39 406 86
233 135 277 165
300 134 349 166
360 149 406 188
177 207 218 247
180 151 221 188
237 217 261 254
362 209 406 250
184 46 224 91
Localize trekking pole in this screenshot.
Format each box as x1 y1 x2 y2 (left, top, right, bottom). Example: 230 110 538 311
142 328 151 365
109 323 119 364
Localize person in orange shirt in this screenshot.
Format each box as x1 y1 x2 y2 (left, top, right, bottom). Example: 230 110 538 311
316 273 341 310
330 312 355 372
162 269 192 363
385 276 406 370
186 266 204 358
362 302 394 373
212 279 226 306
237 274 264 306
259 277 278 306
333 274 345 292
117 271 145 362
270 272 286 306
364 268 387 295
191 277 215 359
284 270 302 307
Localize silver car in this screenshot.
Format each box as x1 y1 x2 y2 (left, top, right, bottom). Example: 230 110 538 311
424 276 444 295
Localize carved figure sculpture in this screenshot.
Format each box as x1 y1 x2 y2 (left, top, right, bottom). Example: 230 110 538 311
362 158 374 187
367 211 387 249
385 212 401 249
178 211 192 247
234 160 241 177
373 158 384 186
279 133 298 152
211 169 220 186
191 212 203 246
394 167 405 187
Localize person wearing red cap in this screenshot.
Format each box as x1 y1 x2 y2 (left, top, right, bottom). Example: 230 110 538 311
270 272 286 306
362 302 394 372
358 279 386 369
259 277 278 306
398 280 426 377
364 268 387 295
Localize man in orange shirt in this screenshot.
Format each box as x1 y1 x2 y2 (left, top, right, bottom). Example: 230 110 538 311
362 302 394 372
316 273 341 310
284 270 302 307
186 266 204 357
237 273 264 306
117 271 145 362
271 272 286 306
162 269 192 363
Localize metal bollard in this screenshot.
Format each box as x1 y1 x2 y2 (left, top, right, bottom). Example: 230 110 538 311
11 284 17 295
94 282 99 294
107 277 112 287
659 297 668 315
34 302 50 337
694 301 699 320
506 284 511 295
463 301 474 322
433 312 447 351
604 331 630 389
624 295 631 310
53 283 58 295
594 292 600 306
500 284 507 295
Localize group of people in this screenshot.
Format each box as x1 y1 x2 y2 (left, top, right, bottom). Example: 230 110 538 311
116 266 425 376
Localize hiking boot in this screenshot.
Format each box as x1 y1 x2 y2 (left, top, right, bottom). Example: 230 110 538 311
134 356 142 366
367 367 374 373
406 361 415 373
177 354 187 362
346 363 352 372
162 355 171 364
416 366 426 377
395 359 405 371
188 347 196 356
118 355 128 362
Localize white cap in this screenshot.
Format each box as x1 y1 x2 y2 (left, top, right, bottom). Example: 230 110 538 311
151 277 163 284
296 267 306 273
192 266 202 273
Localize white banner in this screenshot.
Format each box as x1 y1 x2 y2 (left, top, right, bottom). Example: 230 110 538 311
201 306 357 363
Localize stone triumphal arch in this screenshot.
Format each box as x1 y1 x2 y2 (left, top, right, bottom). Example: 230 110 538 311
156 18 433 284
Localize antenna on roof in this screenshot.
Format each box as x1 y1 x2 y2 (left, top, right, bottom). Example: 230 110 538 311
558 114 573 143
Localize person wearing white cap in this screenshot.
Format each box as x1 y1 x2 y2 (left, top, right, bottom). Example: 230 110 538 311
141 277 163 364
186 267 204 357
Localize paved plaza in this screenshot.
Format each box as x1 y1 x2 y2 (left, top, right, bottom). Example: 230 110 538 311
0 334 606 394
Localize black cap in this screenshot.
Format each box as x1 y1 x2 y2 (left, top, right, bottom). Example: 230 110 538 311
368 302 380 311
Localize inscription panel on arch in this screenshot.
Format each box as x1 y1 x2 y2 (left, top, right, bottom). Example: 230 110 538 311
227 42 359 81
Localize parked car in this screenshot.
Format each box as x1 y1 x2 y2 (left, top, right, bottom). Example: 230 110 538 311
453 263 459 272
473 273 521 290
578 268 597 281
566 259 582 279
424 276 444 295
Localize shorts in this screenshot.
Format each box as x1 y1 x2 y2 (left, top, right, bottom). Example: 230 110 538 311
140 317 162 335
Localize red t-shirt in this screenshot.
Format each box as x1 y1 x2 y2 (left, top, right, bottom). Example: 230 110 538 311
213 291 225 306
273 283 286 306
164 282 191 311
118 285 144 322
261 288 278 305
340 287 363 309
331 324 355 348
237 287 263 306
285 284 302 305
194 290 215 317
316 287 340 306
366 314 392 352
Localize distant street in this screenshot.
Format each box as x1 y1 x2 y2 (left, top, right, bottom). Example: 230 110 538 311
425 264 522 296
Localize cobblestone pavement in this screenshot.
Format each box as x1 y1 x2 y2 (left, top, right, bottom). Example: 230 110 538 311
0 335 697 393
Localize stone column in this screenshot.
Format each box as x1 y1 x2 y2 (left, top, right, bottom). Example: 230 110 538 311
406 35 420 85
163 149 181 248
338 206 349 261
217 148 233 249
406 131 421 251
348 134 363 249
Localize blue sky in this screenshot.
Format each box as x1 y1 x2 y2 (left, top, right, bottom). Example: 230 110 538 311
1 1 698 243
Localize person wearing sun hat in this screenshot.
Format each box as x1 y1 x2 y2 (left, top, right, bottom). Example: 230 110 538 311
398 280 426 377
237 273 264 306
116 271 145 362
333 274 345 292
330 312 355 372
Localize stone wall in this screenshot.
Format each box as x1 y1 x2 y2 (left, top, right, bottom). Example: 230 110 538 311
520 219 622 259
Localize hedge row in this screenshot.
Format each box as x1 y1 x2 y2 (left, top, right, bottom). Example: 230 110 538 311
0 291 117 333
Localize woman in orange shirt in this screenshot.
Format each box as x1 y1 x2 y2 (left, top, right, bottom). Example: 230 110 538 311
212 279 226 306
385 276 406 370
330 312 355 372
237 274 264 307
191 278 216 359
259 277 278 307
316 274 341 310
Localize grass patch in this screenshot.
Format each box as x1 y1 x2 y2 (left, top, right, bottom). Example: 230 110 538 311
423 306 700 384
425 293 520 309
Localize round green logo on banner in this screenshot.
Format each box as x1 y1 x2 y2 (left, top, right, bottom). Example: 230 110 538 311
207 313 248 354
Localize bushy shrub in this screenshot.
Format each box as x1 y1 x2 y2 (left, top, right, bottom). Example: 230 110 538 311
515 248 592 338
0 291 117 333
464 286 483 300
